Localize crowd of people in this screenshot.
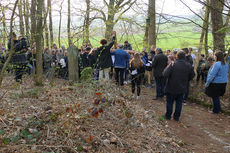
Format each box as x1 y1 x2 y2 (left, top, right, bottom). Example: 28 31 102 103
0 32 230 121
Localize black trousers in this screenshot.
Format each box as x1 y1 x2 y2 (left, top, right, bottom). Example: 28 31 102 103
131 75 141 96
115 68 125 86
196 70 204 82
15 66 24 82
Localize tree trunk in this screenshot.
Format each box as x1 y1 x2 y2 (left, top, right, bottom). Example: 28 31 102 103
2 7 7 47
48 0 54 48
210 0 225 52
144 3 150 49
0 0 19 86
18 0 25 36
23 0 30 36
43 2 49 48
148 0 156 48
35 0 44 86
198 0 210 58
105 0 115 41
45 23 49 48
30 0 37 44
68 46 79 82
58 0 64 48
204 2 210 56
67 0 72 46
84 0 90 44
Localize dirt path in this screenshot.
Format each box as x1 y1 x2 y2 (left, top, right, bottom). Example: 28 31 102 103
140 87 230 153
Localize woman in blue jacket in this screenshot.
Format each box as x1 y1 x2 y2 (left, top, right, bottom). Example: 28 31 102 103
205 51 229 114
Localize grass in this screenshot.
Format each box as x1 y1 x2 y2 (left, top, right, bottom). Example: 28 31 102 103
54 30 230 53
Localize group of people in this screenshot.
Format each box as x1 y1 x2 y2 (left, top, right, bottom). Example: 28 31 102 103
1 32 229 121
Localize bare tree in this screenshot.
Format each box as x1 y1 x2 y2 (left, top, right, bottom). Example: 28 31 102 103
58 0 64 48
18 0 25 36
35 0 44 85
198 0 210 57
210 0 225 51
23 0 30 36
1 6 7 47
92 0 136 41
83 0 91 44
67 0 72 46
148 0 156 48
30 0 37 44
48 0 54 47
43 1 49 48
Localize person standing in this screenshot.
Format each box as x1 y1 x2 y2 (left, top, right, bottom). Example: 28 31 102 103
205 51 229 114
96 32 116 81
163 51 195 121
182 48 193 104
152 48 168 100
111 43 130 86
196 54 205 82
130 53 145 99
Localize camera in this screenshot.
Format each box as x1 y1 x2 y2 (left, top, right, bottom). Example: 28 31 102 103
8 35 30 64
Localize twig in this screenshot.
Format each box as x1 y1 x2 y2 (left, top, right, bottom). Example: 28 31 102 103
0 91 7 100
105 130 124 148
94 135 114 153
0 117 8 127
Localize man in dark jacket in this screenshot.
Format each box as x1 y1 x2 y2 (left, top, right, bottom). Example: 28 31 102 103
96 32 116 81
182 48 193 104
152 48 168 100
111 43 130 86
163 51 195 121
81 47 90 68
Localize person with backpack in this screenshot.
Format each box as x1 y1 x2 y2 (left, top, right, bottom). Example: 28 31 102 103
130 53 145 99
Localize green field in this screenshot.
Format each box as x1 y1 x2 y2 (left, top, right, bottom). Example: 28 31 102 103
55 31 230 53
55 32 214 52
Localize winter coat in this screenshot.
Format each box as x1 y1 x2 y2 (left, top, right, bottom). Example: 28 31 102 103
205 61 229 87
152 52 168 77
163 59 195 94
96 37 115 69
111 48 130 68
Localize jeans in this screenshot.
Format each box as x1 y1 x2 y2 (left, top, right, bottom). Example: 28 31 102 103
155 76 166 97
115 68 125 86
99 68 110 81
165 93 184 121
131 75 141 96
212 97 221 114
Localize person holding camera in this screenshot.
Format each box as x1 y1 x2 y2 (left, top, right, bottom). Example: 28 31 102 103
8 32 28 82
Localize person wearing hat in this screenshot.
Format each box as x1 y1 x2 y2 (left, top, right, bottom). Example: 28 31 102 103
111 43 130 86
123 40 132 50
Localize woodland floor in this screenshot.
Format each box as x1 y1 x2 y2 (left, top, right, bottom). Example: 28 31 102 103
0 76 230 153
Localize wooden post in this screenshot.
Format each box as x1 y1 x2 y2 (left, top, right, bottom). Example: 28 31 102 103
68 45 79 82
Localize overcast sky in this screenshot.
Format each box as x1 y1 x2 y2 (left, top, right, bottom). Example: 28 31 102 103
157 0 203 16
